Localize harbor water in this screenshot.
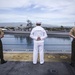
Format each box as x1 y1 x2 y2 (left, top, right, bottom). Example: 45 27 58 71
2 34 71 53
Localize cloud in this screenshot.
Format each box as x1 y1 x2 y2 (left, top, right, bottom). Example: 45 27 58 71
0 0 75 26
0 0 31 9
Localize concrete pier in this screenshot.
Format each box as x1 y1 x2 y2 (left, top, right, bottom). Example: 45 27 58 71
0 53 75 75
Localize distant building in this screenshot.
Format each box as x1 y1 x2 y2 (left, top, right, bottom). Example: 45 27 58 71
26 20 33 31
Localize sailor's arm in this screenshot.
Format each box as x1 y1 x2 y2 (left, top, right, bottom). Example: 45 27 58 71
41 30 47 40
69 32 75 38
69 28 75 39
0 29 4 38
30 29 37 40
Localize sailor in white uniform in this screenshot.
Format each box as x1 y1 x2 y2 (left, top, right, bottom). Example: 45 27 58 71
30 23 47 64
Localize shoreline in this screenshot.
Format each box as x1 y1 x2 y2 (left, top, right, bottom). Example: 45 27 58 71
4 30 69 38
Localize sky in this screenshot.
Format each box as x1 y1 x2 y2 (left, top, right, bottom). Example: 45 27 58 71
0 0 75 26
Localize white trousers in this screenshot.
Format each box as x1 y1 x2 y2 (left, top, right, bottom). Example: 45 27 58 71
33 42 44 64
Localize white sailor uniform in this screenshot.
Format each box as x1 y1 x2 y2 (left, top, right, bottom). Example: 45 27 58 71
30 26 47 64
